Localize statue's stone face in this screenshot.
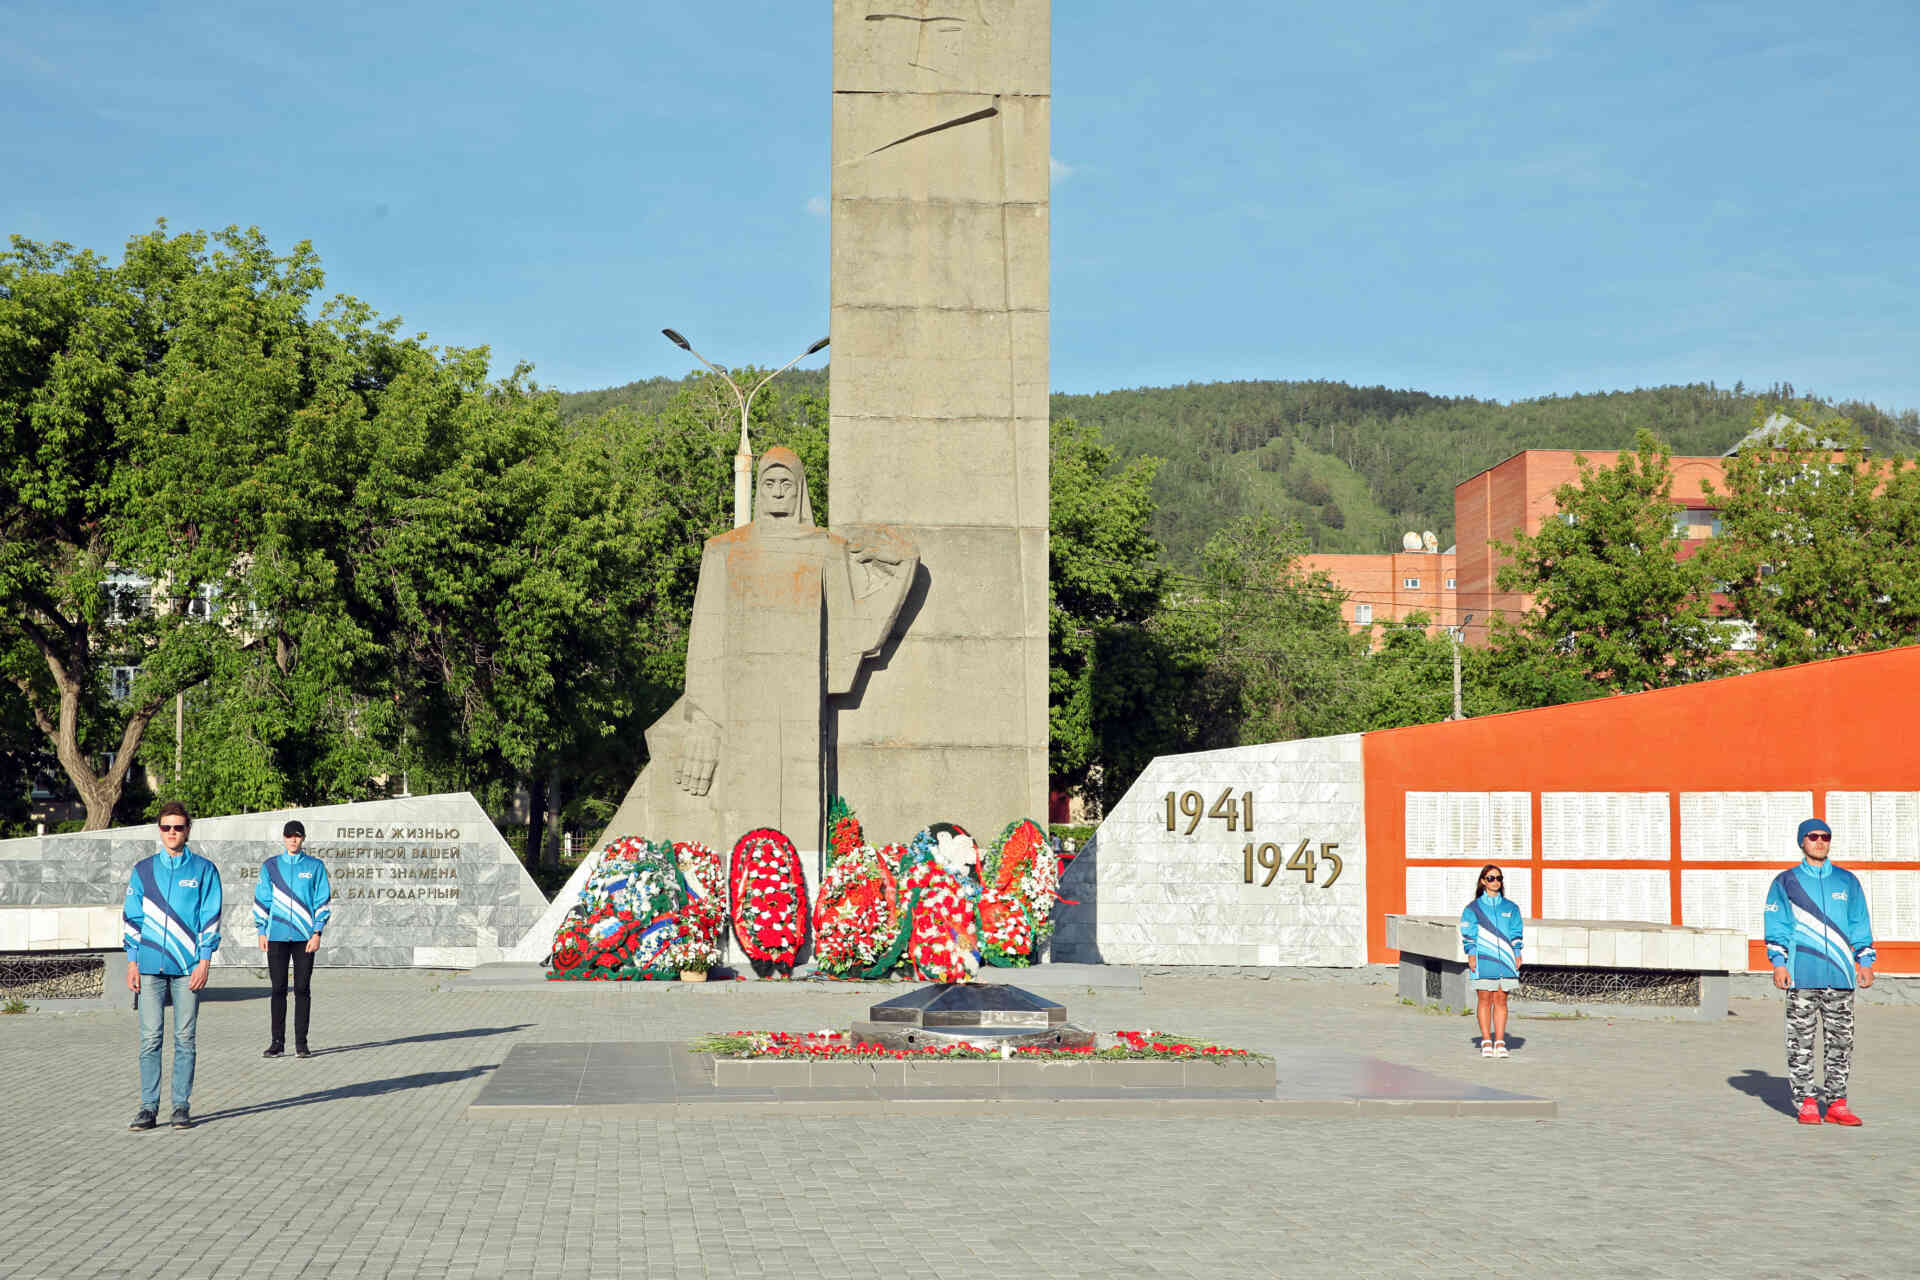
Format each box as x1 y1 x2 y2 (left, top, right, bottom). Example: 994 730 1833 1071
759 465 799 519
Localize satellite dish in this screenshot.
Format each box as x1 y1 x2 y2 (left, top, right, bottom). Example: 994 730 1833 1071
1401 531 1421 551
1422 531 1439 553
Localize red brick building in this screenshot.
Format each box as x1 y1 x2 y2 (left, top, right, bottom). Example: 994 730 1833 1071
1305 447 1736 646
1299 547 1458 643
1453 450 1731 645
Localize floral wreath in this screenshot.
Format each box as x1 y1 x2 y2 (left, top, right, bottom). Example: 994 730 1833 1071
986 817 1059 947
577 835 685 922
548 904 680 981
902 857 979 983
729 827 810 972
827 794 865 867
664 840 727 972
812 842 903 978
547 835 686 980
978 884 1036 968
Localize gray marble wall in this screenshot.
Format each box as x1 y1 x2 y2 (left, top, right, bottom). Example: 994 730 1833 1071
0 794 547 968
1083 735 1370 967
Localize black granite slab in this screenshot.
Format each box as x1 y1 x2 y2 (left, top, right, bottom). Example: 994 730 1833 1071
866 982 1067 1027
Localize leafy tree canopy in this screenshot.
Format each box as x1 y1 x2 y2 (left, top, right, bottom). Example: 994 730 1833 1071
1491 431 1733 694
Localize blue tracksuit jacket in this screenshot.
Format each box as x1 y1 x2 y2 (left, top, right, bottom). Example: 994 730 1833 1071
252 852 333 942
1764 859 1875 989
1460 892 1524 981
123 848 224 975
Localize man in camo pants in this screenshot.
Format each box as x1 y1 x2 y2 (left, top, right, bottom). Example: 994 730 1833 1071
1762 818 1876 1126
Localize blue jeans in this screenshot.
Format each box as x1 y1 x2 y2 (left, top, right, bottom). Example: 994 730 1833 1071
137 972 201 1110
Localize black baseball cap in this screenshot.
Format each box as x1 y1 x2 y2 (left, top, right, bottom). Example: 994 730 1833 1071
283 820 306 838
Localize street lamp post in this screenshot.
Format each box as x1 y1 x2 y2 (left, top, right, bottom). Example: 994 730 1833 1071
660 329 830 528
1447 613 1475 721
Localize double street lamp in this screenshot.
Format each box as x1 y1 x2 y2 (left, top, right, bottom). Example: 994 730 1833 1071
660 329 830 528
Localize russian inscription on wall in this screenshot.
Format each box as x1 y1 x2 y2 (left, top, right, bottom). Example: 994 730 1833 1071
0 794 545 968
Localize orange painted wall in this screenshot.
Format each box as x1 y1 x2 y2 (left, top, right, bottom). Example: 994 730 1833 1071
1361 645 1920 971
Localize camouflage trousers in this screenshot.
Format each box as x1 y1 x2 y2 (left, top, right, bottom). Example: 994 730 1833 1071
1784 987 1855 1104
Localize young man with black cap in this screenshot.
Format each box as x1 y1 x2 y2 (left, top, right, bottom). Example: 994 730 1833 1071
1763 817 1876 1125
253 820 332 1058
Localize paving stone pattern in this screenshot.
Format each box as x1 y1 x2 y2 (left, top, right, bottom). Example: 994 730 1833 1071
3 970 1917 1279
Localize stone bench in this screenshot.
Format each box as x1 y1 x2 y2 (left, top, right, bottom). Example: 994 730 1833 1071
1386 914 1749 1021
0 906 133 1010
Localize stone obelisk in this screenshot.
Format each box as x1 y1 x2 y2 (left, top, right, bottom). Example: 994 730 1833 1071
827 0 1050 841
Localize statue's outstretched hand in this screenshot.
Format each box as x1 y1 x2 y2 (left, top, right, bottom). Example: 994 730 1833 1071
845 536 904 569
677 715 721 796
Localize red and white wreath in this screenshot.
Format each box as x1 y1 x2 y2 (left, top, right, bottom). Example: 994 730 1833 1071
902 859 979 983
728 828 809 969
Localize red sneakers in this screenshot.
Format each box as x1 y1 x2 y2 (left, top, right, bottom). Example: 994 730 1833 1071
1796 1097 1822 1125
1823 1097 1864 1126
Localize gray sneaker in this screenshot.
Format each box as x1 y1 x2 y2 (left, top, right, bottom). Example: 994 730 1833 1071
129 1110 157 1131
169 1106 193 1130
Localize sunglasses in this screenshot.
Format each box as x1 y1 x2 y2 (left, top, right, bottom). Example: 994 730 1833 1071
1804 833 1831 843
1482 875 1503 883
159 823 188 832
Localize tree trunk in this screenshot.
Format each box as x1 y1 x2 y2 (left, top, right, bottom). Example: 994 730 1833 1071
526 774 547 874
13 622 162 830
542 767 564 871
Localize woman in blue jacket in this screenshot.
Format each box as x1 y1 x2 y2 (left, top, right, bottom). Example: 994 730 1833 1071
1460 864 1524 1058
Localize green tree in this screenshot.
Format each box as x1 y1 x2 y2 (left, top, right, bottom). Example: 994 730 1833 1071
1048 416 1164 795
1181 514 1363 745
1 226 329 826
1352 616 1461 728
1493 432 1731 692
1704 411 1920 666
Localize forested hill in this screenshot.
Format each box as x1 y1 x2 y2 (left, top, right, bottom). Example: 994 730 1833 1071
558 375 1919 566
1050 381 1920 564
558 367 828 422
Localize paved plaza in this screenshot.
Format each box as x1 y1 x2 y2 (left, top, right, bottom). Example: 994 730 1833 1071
3 969 1916 1279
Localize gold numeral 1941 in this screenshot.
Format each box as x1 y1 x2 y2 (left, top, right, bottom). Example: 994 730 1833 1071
1164 788 1253 834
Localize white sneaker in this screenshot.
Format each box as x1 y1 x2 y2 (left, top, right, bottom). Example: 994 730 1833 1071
1480 1040 1495 1057
1494 1041 1510 1058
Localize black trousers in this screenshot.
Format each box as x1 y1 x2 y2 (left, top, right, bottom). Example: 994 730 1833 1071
267 939 316 1048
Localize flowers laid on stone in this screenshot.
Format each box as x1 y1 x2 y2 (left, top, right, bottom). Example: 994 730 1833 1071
691 1030 1261 1061
540 804 1066 982
546 836 688 981
728 828 810 976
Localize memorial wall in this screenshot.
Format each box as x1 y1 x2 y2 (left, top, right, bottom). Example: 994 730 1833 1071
1084 648 1920 972
0 793 546 968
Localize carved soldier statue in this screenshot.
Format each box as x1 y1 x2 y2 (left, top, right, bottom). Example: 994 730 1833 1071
603 447 919 856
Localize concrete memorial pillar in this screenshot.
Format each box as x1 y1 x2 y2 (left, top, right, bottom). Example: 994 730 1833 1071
826 0 1051 841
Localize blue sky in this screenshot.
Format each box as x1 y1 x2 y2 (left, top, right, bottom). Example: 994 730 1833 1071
5 1 1917 413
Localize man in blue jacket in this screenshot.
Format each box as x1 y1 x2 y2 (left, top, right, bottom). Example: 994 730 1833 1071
253 819 332 1058
123 801 224 1131
1763 818 1876 1126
